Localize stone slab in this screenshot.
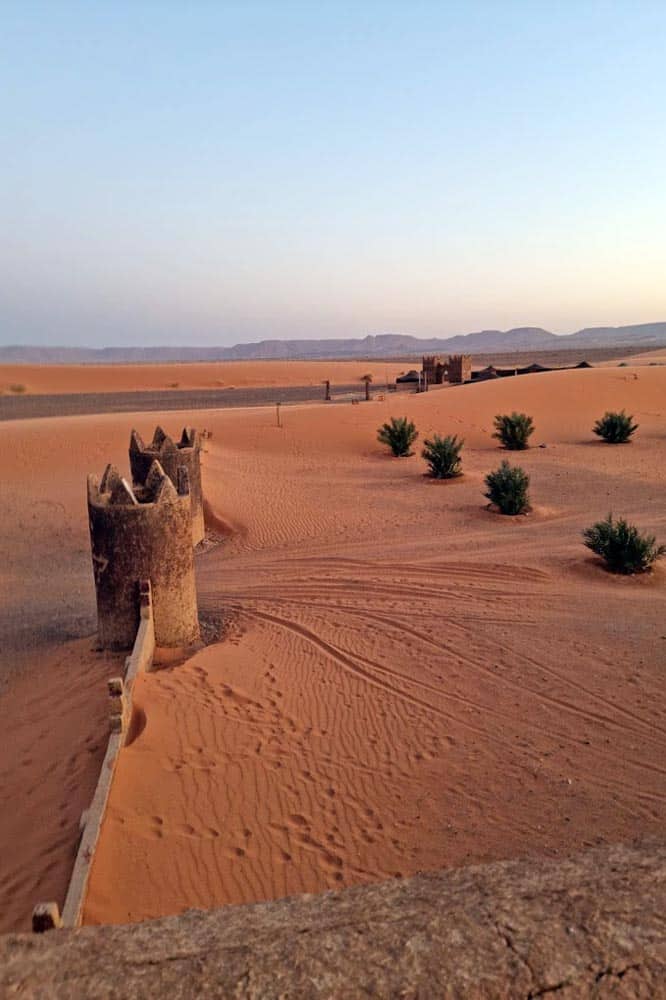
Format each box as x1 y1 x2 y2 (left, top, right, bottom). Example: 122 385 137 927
8 840 665 998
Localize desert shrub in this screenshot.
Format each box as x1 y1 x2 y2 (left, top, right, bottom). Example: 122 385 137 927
593 410 638 443
583 514 665 574
377 416 418 457
422 434 464 479
9 383 26 393
484 460 530 515
493 412 534 450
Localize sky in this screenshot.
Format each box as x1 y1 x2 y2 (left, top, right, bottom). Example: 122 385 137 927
2 1 666 348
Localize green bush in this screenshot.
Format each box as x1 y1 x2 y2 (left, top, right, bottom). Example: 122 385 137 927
484 460 530 515
583 514 665 574
493 412 534 450
377 416 418 457
593 410 638 443
422 434 464 479
9 383 26 394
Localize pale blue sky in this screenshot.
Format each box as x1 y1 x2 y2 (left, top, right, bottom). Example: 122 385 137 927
2 1 665 346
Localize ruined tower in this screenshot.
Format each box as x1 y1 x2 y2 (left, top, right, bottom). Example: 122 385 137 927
129 426 204 545
88 461 200 650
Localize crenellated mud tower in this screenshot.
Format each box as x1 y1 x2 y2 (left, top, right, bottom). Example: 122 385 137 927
88 461 200 650
129 426 204 545
447 354 472 383
422 354 472 385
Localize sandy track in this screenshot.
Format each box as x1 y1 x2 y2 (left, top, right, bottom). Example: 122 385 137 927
1 365 664 929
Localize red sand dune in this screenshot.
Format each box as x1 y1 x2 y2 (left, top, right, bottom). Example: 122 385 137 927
1 365 665 930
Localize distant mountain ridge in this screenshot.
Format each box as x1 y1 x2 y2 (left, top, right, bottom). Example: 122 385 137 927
2 322 665 364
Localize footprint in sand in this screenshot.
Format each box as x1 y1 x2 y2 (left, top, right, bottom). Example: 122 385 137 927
150 816 165 839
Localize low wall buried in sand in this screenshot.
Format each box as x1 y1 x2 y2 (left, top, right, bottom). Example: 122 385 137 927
12 841 666 997
33 583 156 931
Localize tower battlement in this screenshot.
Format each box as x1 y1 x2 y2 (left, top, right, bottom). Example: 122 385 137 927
129 426 204 544
88 459 200 650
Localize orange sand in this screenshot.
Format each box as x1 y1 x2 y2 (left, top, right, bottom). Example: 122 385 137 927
1 365 665 930
0 360 409 396
624 347 666 365
0 641 121 931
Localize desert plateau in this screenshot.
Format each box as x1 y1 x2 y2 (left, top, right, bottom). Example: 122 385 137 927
1 357 664 932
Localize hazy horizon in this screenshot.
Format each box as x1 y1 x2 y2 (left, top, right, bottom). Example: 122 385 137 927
4 319 666 355
2 2 666 348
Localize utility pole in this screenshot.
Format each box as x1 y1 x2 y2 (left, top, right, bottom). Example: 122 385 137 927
276 402 282 428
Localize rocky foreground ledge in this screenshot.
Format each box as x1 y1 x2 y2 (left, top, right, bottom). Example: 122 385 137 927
2 841 664 999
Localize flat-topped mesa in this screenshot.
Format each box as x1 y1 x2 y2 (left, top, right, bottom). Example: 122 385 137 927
129 426 204 545
87 460 200 650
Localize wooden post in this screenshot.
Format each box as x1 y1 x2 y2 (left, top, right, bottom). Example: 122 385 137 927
276 402 282 428
108 676 127 734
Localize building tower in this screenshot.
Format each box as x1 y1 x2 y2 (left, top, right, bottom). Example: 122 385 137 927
422 355 445 385
87 461 200 650
447 354 472 384
129 426 205 545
